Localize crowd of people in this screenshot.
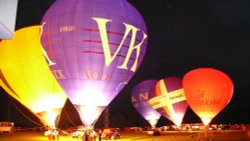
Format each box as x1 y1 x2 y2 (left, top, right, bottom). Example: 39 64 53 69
45 128 59 140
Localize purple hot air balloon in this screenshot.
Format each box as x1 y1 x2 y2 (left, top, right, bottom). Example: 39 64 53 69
41 0 148 126
149 77 188 126
131 80 161 127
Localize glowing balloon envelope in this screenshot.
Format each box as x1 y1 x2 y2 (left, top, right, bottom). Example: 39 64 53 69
183 68 234 125
0 26 67 127
41 0 148 126
149 77 188 126
131 80 161 127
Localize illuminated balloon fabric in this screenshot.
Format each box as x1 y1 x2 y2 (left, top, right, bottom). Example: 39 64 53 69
183 68 234 125
0 26 67 127
149 77 188 126
131 80 161 127
41 0 148 126
0 72 17 100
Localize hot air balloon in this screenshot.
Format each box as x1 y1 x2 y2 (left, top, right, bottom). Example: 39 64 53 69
41 0 148 126
131 80 161 127
183 68 234 126
0 26 67 128
149 77 188 126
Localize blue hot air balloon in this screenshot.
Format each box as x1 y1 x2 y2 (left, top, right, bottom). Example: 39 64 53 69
41 0 148 126
131 80 161 127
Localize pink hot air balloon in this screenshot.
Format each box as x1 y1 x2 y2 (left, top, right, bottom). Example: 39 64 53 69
131 80 161 127
41 0 148 126
149 77 188 126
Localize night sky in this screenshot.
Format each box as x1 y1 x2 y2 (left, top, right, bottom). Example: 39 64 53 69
0 0 250 128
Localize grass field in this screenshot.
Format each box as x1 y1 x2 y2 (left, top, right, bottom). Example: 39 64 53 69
0 130 249 141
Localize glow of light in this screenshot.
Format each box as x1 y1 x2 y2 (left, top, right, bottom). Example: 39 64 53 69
148 119 158 128
146 113 160 127
201 117 212 126
75 89 107 106
46 110 58 128
77 105 105 127
34 92 66 113
172 113 183 126
38 109 60 128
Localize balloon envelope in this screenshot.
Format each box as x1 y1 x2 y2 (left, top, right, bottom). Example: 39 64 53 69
149 77 188 126
0 26 67 127
183 68 234 125
41 0 148 126
131 80 161 127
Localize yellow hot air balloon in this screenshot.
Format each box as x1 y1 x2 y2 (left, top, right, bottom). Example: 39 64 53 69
0 26 67 128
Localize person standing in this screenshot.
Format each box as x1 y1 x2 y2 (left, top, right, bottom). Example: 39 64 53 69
82 130 88 141
98 129 102 141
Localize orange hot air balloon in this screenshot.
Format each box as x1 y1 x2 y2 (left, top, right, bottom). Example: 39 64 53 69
183 68 234 125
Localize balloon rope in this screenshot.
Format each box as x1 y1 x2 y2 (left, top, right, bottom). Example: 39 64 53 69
63 109 77 127
7 95 44 127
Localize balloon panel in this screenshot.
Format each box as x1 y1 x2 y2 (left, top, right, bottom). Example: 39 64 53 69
131 80 161 127
183 68 234 125
41 0 148 126
149 77 188 126
0 26 67 127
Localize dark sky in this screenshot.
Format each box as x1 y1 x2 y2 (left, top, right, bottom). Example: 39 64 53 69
1 0 250 128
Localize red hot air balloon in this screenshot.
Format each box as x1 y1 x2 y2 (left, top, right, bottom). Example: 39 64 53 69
183 68 234 125
41 0 148 126
149 77 188 126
